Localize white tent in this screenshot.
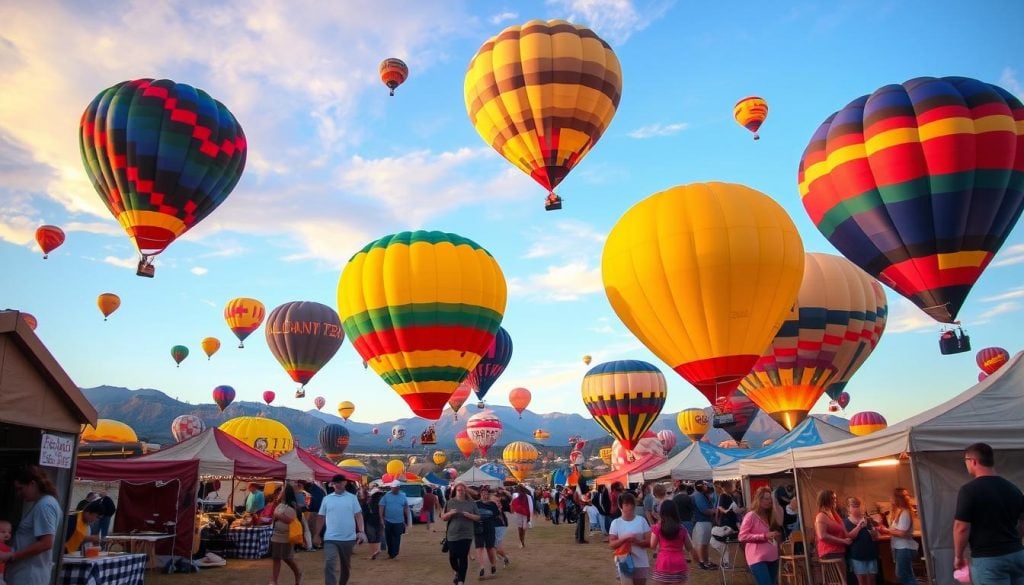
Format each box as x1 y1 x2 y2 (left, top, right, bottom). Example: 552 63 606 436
454 466 504 487
642 442 743 481
713 416 852 479
738 352 1024 585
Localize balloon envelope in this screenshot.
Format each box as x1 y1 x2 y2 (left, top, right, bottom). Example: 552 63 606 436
97 293 121 320
35 225 65 258
503 441 538 482
466 327 513 403
81 419 137 443
220 416 293 457
581 360 667 451
201 337 221 359
449 381 473 417
432 451 447 466
318 424 351 461
171 415 205 442
508 387 531 417
798 76 1024 324
212 385 235 411
171 345 189 366
262 391 275 405
656 430 677 453
391 425 406 441
224 298 265 348
379 58 409 95
849 411 888 436
314 396 326 410
677 408 710 442
337 400 355 420
734 96 768 140
455 430 476 458
713 389 761 442
466 410 502 457
265 301 345 387
20 312 38 331
976 347 1010 375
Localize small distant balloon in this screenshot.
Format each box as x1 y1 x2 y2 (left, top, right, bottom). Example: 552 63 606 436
262 390 276 405
171 345 189 367
733 96 768 140
212 385 236 411
314 396 326 410
97 293 121 321
379 58 409 96
35 225 65 259
201 337 221 360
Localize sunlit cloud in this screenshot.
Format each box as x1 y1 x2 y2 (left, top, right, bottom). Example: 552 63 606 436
489 11 518 24
992 244 1024 267
509 261 602 301
627 122 689 139
190 267 209 276
102 255 136 270
980 286 1024 303
884 297 935 334
521 220 605 259
1000 66 1023 97
546 0 675 44
974 301 1022 324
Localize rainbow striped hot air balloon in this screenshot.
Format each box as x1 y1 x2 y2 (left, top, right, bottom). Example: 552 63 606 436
582 360 667 451
798 76 1024 324
502 441 539 482
849 411 888 436
337 231 507 420
976 347 1010 375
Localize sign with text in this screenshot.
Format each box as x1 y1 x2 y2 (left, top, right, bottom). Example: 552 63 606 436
39 433 74 468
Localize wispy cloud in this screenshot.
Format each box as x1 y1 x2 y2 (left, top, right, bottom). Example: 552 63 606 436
102 255 137 270
521 220 605 259
512 220 607 301
992 243 1024 267
190 267 209 276
981 286 1024 303
546 0 674 44
974 301 1022 324
509 261 603 301
1000 66 1023 97
883 297 936 334
489 11 518 25
628 122 689 139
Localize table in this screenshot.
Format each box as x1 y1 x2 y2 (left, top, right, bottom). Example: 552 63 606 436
227 525 273 559
104 533 175 570
60 552 146 585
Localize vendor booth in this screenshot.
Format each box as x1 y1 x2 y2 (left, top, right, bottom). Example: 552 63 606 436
738 352 1024 585
641 441 745 481
713 416 852 480
278 447 361 482
454 466 504 487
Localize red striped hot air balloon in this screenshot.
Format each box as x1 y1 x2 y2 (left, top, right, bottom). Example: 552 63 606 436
466 410 502 457
849 411 887 436
379 58 409 96
976 347 1010 375
35 225 65 259
582 360 667 451
448 381 473 420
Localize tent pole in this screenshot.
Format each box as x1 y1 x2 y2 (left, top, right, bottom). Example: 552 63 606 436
908 453 935 584
790 450 814 585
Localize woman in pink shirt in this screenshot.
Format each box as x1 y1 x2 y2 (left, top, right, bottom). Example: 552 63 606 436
649 499 690 584
739 487 782 585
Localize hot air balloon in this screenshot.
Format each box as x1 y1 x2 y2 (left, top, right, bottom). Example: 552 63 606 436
977 347 1010 375
337 231 507 419
171 345 189 367
713 389 762 443
455 430 475 458
20 312 37 331
81 419 137 444
97 293 121 321
465 327 513 406
849 411 888 436
837 392 851 409
318 424 351 461
502 442 538 481
201 337 221 360
79 79 246 277
581 360 667 451
314 396 326 411
171 415 205 442
575 440 587 451
599 447 613 466
35 225 65 259
609 432 663 467
532 429 550 442
656 430 677 453
978 371 989 383
828 402 842 413
262 391 276 405
464 19 622 211
466 410 502 457
379 58 409 96
508 387 531 418
265 301 345 396
337 459 368 476
224 298 265 348
798 76 1024 325
220 416 293 457
372 427 380 435
432 451 447 466
391 425 406 441
824 279 888 402
602 182 805 407
337 401 355 421
676 408 710 442
582 355 592 366
386 459 406 476
568 450 583 466
212 385 235 411
734 96 768 140
739 253 886 430
449 381 473 420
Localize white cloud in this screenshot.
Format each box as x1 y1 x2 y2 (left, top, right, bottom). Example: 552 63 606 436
509 261 603 301
521 220 605 259
190 267 209 276
546 0 674 44
1001 66 1023 98
974 301 1021 324
102 255 137 270
512 220 607 301
992 244 1024 267
627 122 689 139
489 11 518 25
883 297 936 334
981 286 1024 303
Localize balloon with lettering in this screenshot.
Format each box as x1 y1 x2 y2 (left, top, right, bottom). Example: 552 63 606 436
262 391 275 405
455 430 475 458
676 408 710 441
318 423 351 461
224 297 266 348
466 410 502 457
581 360 667 451
97 293 121 321
337 400 355 421
171 414 205 442
508 387 531 418
201 337 221 360
976 347 1009 375
314 396 326 410
465 326 513 405
379 58 409 96
35 225 65 259
212 385 235 412
171 345 189 367
734 96 768 140
265 301 345 392
79 79 247 271
220 416 293 457
391 425 406 441
337 231 507 419
432 451 447 466
848 411 888 436
448 381 472 420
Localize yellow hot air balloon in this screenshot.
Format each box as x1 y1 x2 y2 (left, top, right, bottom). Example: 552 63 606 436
201 337 221 360
599 447 612 466
502 441 539 482
337 401 355 421
386 459 406 476
81 419 137 443
97 293 121 321
582 355 592 365
464 19 623 211
677 408 711 441
337 231 507 420
532 429 550 442
602 182 805 407
224 297 266 348
432 451 447 466
218 416 293 457
739 253 887 430
734 96 768 140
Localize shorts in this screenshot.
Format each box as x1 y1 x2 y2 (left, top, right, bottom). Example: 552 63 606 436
850 558 878 575
494 526 507 546
691 522 712 546
270 541 294 560
616 564 650 583
475 527 496 549
511 513 530 529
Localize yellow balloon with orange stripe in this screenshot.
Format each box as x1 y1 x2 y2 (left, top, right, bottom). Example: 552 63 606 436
734 96 768 140
503 441 539 482
224 297 265 348
677 408 711 441
337 231 507 420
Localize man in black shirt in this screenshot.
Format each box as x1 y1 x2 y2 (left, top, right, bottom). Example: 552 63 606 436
954 442 1024 582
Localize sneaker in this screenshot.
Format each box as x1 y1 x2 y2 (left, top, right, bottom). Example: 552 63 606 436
502 557 510 568
491 567 497 575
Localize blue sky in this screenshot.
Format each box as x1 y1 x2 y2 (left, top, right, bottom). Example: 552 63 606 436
1 0 1023 426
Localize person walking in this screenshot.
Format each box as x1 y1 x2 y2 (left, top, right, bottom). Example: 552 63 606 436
491 488 512 567
575 479 592 544
954 442 1024 583
649 499 690 585
363 488 384 560
423 487 439 532
609 492 652 585
474 485 501 579
1 466 63 585
690 480 719 570
268 484 303 585
443 483 480 585
510 485 532 548
739 486 782 585
379 480 411 559
314 475 366 585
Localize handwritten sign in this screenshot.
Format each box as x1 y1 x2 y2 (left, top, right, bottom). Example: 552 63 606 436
39 433 74 468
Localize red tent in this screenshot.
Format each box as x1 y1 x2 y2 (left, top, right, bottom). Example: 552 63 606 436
140 428 286 478
75 459 200 558
595 453 667 487
292 447 360 482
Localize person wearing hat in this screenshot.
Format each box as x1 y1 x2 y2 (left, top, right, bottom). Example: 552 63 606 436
379 480 412 560
691 480 720 570
314 475 366 585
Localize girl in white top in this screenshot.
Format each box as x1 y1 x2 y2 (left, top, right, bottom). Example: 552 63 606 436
884 487 919 585
609 491 651 585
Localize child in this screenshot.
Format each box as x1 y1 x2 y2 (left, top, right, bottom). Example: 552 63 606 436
0 519 11 585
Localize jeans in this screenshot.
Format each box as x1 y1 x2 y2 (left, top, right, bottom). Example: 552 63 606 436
384 522 405 558
598 513 608 534
971 550 1024 585
894 548 918 585
448 538 473 583
750 560 779 585
323 540 356 585
575 513 587 542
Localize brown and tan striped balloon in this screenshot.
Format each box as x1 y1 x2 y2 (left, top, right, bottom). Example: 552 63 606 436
464 19 622 204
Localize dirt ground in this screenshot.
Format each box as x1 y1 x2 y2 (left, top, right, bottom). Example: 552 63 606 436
147 519 744 585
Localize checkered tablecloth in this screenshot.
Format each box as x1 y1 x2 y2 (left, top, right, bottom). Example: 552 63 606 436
60 553 146 585
227 525 273 559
